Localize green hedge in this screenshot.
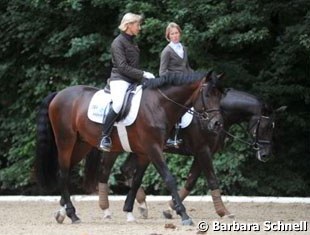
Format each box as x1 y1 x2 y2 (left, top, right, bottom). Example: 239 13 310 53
0 0 309 196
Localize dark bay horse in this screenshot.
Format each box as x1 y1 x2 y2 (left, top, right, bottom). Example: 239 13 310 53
35 71 223 225
86 88 276 219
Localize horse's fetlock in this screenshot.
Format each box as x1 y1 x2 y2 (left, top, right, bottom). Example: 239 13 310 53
65 204 76 217
164 175 176 189
174 204 186 216
60 198 65 207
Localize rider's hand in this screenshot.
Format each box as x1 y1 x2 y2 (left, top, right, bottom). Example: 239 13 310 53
143 71 155 79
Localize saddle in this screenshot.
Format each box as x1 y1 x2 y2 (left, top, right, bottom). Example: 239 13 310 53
104 82 138 122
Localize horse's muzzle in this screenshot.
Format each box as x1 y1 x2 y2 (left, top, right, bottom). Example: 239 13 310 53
208 118 223 133
256 146 271 162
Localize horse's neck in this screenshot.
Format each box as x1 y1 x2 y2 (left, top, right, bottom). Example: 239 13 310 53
221 90 262 127
162 84 199 110
223 109 258 127
139 84 199 133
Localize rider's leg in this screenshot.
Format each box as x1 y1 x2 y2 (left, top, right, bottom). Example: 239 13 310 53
99 80 130 151
99 107 118 151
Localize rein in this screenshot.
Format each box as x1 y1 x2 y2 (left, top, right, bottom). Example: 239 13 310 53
222 126 254 147
157 84 220 121
222 115 273 150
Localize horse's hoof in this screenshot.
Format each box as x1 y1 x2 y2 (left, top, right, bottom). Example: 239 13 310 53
127 218 136 222
138 206 148 219
218 210 235 219
103 214 112 219
126 212 136 222
71 214 81 224
103 209 112 219
226 213 235 219
162 209 173 219
55 210 66 224
182 218 194 226
72 219 81 224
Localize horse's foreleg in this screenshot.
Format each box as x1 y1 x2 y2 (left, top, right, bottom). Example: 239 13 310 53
210 189 234 218
97 152 119 219
197 148 234 218
123 155 149 222
162 158 201 219
150 150 193 225
174 157 201 206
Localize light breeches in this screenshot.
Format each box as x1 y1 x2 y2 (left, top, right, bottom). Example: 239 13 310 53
110 80 131 113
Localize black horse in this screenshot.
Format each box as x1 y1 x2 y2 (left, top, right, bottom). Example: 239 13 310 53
85 88 278 219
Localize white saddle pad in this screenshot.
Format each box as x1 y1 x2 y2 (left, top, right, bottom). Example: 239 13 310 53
180 108 194 129
87 87 192 152
87 86 143 126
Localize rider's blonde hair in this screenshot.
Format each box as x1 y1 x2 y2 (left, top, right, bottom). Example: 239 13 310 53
118 13 143 32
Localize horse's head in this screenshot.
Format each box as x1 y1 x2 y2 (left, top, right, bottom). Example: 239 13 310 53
192 71 223 133
248 105 275 162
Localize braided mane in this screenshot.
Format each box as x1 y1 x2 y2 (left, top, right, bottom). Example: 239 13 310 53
143 71 208 89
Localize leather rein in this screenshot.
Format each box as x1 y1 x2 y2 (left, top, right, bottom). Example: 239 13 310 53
157 81 221 121
222 115 274 150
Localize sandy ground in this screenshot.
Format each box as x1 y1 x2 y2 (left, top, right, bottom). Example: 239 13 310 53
0 199 309 235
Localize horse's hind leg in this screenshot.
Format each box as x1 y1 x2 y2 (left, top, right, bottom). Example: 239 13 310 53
123 154 150 222
97 152 119 219
136 187 148 219
54 163 80 224
57 166 81 224
55 139 84 224
120 153 148 218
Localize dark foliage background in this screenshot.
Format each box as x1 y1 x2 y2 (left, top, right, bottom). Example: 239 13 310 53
0 0 309 196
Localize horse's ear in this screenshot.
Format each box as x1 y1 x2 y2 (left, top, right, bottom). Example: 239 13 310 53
217 72 225 80
206 70 213 80
275 105 287 113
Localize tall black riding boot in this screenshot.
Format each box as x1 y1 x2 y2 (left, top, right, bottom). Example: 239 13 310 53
99 108 118 152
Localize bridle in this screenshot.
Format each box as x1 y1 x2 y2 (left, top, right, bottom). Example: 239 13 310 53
250 115 274 150
157 81 221 122
223 115 274 150
196 83 222 121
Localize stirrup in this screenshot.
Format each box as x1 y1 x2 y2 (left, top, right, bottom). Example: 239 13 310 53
99 136 112 152
166 138 182 148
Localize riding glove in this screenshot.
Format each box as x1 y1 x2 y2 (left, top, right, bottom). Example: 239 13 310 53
143 71 155 79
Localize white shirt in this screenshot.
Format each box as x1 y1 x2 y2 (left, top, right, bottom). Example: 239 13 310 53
169 42 184 59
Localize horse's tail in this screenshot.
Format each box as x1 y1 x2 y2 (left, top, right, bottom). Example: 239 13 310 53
83 148 102 193
35 92 58 191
